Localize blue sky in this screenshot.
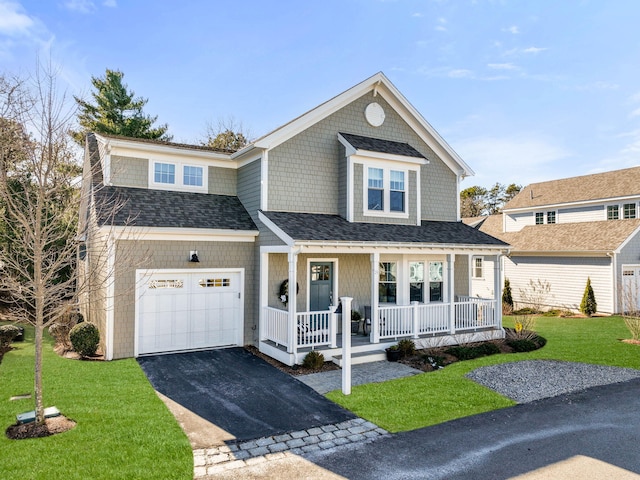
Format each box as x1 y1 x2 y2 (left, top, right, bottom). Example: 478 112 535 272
1 0 640 188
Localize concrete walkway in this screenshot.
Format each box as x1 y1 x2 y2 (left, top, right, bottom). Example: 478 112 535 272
296 360 423 394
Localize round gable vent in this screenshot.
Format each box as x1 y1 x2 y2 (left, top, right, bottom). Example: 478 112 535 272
365 102 385 127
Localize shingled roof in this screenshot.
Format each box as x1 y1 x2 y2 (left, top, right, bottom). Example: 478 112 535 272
474 216 640 254
261 211 507 247
339 132 426 158
504 166 640 210
95 186 257 231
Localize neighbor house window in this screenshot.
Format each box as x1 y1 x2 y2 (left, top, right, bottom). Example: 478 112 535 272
368 168 384 210
183 165 203 187
473 258 483 279
154 163 175 184
535 212 544 225
547 211 556 224
378 262 397 303
429 261 443 302
624 203 637 219
366 167 407 215
607 205 619 220
409 262 424 303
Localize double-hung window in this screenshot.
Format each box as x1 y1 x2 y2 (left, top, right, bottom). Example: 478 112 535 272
154 163 175 184
429 261 443 302
547 211 556 224
367 167 407 215
378 262 397 303
473 258 483 279
607 205 619 220
624 203 637 219
409 262 424 303
535 212 544 225
183 165 203 187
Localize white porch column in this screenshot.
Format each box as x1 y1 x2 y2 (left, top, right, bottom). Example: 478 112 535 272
467 253 473 297
329 304 338 348
494 254 503 329
286 250 298 354
341 297 353 395
370 252 380 343
259 251 269 344
448 254 456 334
412 301 419 339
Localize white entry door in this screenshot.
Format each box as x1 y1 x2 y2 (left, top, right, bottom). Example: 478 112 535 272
136 269 243 355
622 265 640 313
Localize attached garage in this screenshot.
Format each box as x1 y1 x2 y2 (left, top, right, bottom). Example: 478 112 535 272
135 268 244 356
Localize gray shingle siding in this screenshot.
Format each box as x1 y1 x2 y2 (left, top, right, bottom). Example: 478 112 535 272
110 155 148 188
208 166 237 196
266 91 458 221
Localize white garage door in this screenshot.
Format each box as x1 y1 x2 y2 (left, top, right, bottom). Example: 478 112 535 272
136 269 243 355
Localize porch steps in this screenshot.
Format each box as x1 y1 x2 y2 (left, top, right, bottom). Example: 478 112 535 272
331 350 387 367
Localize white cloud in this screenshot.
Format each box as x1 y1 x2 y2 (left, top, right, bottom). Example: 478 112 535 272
412 12 423 17
63 0 96 13
0 1 34 36
504 46 547 57
487 63 518 70
435 17 447 32
503 25 520 34
103 0 117 6
575 81 619 91
448 69 474 78
629 92 640 103
522 46 547 54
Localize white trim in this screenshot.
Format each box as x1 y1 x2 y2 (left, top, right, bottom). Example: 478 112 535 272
258 211 295 246
105 236 115 360
149 159 209 193
362 164 412 219
261 151 269 210
102 226 258 242
134 267 245 357
259 251 269 342
346 155 354 222
504 194 640 214
306 258 339 311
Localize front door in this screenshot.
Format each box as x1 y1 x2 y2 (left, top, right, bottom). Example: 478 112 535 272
310 262 333 311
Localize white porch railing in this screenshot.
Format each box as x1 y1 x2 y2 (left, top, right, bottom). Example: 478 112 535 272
263 299 499 349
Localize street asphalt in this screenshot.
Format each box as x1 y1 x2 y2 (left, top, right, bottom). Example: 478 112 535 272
208 377 640 479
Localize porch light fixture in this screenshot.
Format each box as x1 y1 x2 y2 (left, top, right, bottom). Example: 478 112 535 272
189 251 199 263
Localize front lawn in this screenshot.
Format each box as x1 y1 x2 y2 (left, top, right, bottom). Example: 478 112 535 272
326 315 640 433
0 324 192 480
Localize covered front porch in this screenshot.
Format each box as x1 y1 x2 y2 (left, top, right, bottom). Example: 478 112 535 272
258 246 506 366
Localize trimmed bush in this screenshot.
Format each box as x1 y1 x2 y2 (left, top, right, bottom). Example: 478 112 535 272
397 339 416 357
0 324 21 348
445 342 500 361
302 350 324 370
69 322 100 357
502 278 514 309
507 336 547 352
580 277 597 317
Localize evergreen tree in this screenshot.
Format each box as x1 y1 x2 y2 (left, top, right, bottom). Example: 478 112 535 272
72 69 170 144
580 277 597 317
502 278 514 308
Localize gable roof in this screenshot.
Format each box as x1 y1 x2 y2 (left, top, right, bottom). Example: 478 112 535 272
339 132 426 159
504 166 640 210
260 211 507 247
236 72 473 177
94 185 257 231
477 217 640 255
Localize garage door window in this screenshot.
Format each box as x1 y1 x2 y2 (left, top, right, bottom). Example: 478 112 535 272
199 278 231 287
149 279 184 289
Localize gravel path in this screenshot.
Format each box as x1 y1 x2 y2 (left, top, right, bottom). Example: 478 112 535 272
466 360 640 403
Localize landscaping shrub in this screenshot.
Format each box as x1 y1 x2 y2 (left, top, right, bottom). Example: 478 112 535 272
512 307 539 315
69 322 100 357
445 342 500 361
507 336 547 352
580 277 597 317
302 350 325 370
623 316 640 340
0 324 21 350
397 339 416 357
502 278 514 313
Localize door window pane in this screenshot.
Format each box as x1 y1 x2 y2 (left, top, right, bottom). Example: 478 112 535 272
378 262 397 303
409 262 424 303
429 262 443 302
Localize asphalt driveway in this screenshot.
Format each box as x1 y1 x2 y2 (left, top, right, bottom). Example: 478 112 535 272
137 348 354 442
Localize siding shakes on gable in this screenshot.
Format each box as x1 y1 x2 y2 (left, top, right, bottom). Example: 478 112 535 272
267 91 458 221
208 166 237 196
110 155 148 188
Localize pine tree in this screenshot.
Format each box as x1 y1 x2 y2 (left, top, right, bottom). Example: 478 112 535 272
502 278 514 308
580 277 597 317
72 69 170 144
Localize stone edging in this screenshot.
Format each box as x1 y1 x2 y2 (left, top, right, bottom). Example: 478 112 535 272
193 418 388 477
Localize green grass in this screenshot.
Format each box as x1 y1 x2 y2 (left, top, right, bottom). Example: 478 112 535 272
0 324 192 480
327 315 640 433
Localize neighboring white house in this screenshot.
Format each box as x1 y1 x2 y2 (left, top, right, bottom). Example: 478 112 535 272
467 166 640 314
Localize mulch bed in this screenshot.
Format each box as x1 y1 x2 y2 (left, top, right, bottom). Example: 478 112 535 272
244 345 340 376
5 415 76 440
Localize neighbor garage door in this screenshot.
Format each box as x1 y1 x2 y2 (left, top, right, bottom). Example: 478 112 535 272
136 269 243 355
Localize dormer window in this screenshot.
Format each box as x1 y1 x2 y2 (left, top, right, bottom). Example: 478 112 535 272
150 161 208 192
366 167 406 215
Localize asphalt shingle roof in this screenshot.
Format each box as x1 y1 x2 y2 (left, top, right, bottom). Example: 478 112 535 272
261 211 507 246
474 215 640 253
95 185 257 231
339 132 426 158
504 166 640 210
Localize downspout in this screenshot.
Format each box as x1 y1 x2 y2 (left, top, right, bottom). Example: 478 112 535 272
607 251 617 313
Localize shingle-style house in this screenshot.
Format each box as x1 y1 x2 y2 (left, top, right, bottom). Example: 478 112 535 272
78 72 509 364
468 166 640 315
